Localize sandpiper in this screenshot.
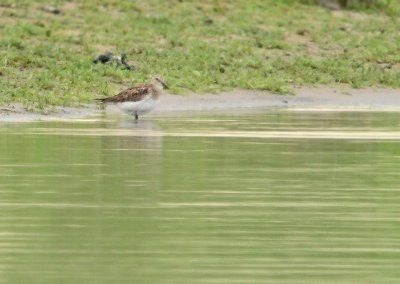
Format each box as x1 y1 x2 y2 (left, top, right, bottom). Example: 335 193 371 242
97 75 168 120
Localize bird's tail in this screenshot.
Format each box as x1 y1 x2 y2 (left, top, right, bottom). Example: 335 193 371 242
95 98 107 103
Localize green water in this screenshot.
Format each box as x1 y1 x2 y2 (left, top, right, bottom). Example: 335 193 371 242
1 112 400 284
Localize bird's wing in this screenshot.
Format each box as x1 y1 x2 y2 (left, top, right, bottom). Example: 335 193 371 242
99 84 153 103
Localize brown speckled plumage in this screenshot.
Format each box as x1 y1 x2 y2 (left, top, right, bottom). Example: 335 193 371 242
97 84 159 103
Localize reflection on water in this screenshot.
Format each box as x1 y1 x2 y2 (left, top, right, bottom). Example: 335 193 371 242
1 112 400 283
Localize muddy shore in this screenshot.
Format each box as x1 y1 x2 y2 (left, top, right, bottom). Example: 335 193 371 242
1 87 399 122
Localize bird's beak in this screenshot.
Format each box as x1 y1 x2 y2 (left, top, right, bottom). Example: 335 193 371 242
162 82 169 89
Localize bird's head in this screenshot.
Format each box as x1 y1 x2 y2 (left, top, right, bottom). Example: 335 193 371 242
150 75 169 90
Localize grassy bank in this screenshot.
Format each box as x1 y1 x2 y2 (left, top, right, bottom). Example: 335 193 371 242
0 0 399 110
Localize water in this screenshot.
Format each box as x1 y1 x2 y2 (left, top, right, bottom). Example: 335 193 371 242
1 111 400 283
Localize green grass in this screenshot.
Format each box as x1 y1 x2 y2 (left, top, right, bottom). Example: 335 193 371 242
0 0 399 110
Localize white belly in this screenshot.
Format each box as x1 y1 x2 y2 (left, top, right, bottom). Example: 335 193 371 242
117 98 158 115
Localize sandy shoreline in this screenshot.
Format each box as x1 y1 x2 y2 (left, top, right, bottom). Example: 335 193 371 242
1 87 399 122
